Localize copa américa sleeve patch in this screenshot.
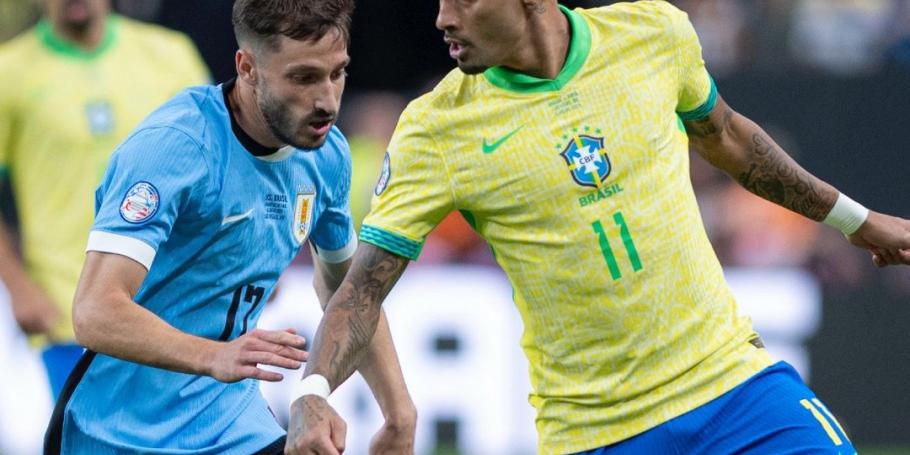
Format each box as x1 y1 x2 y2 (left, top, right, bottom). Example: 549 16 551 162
119 181 160 224
374 152 391 196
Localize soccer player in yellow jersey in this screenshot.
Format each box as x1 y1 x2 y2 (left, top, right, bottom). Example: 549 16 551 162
0 0 208 400
287 1 910 453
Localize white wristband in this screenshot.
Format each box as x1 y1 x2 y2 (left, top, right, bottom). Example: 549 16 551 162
291 374 331 402
823 193 869 235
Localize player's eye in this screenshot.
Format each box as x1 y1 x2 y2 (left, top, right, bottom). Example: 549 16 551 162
290 74 318 85
331 69 348 81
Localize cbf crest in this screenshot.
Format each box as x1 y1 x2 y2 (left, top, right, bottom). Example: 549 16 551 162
559 133 611 188
293 190 316 244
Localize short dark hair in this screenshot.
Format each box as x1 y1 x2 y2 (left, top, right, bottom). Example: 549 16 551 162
232 0 354 52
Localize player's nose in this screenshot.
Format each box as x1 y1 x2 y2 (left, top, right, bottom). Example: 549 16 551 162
312 83 340 114
436 0 459 31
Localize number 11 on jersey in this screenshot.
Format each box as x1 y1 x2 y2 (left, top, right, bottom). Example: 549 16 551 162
592 211 643 280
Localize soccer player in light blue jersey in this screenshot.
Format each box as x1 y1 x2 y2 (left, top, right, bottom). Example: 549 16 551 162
44 0 416 453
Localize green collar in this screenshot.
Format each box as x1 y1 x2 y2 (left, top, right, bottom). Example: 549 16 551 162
484 5 590 93
37 16 118 60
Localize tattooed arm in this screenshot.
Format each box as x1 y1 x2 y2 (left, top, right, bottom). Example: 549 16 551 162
286 243 410 454
686 95 910 266
309 246 415 453
684 95 838 221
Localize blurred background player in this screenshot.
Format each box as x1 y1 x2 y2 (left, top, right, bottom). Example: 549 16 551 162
0 0 208 403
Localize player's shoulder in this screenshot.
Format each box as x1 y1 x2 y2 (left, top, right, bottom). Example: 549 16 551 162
115 15 200 60
577 0 685 35
109 92 215 191
0 24 39 54
380 71 469 160
323 126 351 156
116 15 193 45
125 85 221 155
580 0 684 21
0 25 41 69
0 26 48 100
312 125 352 175
399 68 473 124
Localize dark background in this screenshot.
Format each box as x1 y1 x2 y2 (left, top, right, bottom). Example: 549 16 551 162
156 0 594 91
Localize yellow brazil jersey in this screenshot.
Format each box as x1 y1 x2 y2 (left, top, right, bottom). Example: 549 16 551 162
0 16 209 346
362 2 773 453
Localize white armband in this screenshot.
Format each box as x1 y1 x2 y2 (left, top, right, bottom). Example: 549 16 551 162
823 193 869 235
290 374 331 404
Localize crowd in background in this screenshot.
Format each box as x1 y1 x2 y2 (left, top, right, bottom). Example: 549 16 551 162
675 0 910 75
6 0 910 73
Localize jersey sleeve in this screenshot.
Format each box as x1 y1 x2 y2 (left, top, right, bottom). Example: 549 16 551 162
663 3 717 120
310 136 356 264
359 106 455 261
87 127 211 269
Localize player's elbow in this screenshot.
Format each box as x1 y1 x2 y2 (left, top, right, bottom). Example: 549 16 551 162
71 298 93 348
71 294 106 349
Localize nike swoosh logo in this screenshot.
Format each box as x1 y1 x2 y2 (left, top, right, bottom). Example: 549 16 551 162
482 125 525 154
221 208 254 226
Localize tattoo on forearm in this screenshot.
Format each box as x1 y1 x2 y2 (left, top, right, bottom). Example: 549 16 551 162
303 397 325 422
327 341 342 373
529 0 546 14
685 107 733 138
289 394 325 436
737 133 836 221
317 247 408 387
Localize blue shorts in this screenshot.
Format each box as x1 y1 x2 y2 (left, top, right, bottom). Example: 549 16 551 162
576 362 856 455
41 343 84 401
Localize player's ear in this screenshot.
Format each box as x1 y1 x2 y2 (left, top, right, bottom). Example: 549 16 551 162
235 48 257 85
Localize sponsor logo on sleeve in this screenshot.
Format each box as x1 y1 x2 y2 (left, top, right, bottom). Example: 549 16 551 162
119 181 160 224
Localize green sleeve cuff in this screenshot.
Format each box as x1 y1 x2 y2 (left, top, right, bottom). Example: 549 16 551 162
677 77 718 121
359 224 423 261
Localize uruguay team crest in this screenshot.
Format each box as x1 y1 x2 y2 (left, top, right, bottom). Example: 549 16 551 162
293 191 316 243
560 134 611 188
119 181 159 224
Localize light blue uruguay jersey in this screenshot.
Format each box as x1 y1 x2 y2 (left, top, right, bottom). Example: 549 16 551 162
53 82 356 454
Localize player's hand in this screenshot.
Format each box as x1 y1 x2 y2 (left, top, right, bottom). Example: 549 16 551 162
9 278 60 335
208 328 308 383
369 412 416 455
847 211 910 267
286 395 346 455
